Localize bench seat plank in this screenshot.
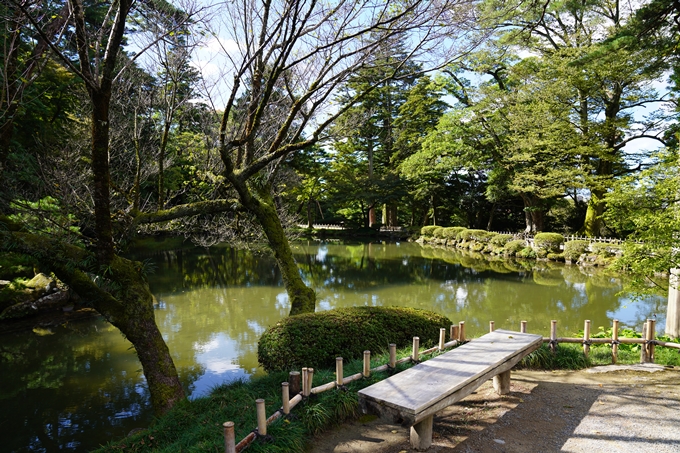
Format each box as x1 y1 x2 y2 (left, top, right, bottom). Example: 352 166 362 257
358 329 542 425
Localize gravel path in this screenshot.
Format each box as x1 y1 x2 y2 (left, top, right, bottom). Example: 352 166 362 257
307 364 680 452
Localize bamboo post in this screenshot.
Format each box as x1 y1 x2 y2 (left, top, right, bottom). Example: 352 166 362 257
450 324 458 342
666 269 680 338
412 337 420 362
648 319 656 363
288 371 301 396
550 320 557 354
301 367 308 396
439 328 446 351
307 368 314 395
256 399 267 436
640 322 648 363
389 343 396 368
336 357 343 386
489 321 495 332
612 320 619 364
363 351 371 378
223 422 236 453
282 382 290 415
583 320 591 357
520 320 527 333
459 321 466 342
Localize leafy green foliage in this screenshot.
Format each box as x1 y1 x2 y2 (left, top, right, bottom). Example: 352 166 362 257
519 344 590 370
257 307 451 372
432 227 446 239
563 240 590 262
504 240 526 256
442 226 466 240
8 197 81 239
534 233 564 253
0 252 36 280
490 234 513 247
420 225 440 236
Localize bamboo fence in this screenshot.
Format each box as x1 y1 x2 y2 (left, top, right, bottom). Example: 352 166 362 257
223 318 679 452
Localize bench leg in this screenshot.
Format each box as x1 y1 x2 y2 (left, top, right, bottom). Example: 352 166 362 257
410 415 433 450
493 370 511 395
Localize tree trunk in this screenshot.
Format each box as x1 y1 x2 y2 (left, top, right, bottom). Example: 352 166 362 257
581 189 606 236
244 190 316 315
90 90 115 265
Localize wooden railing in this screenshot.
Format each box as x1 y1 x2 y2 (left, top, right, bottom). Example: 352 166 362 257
221 318 678 452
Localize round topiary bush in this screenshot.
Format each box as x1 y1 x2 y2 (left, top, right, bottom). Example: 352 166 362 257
490 234 513 247
534 233 565 253
504 240 526 256
442 226 466 242
420 225 439 237
257 307 452 372
563 240 589 262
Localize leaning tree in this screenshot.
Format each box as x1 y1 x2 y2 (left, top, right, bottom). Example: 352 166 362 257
2 0 485 415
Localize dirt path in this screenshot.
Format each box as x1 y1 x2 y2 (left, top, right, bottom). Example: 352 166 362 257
307 364 680 452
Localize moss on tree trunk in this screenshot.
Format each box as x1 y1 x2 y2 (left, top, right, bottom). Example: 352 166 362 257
244 190 316 315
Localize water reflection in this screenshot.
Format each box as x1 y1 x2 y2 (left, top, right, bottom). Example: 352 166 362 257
0 240 666 452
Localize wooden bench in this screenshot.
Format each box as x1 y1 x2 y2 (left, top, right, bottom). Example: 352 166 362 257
358 329 543 450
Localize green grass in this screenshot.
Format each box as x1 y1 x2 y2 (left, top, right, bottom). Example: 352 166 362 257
95 346 421 453
96 331 680 453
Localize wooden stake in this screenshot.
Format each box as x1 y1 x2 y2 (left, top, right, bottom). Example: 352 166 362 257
282 383 290 415
389 343 396 368
336 358 343 386
612 320 619 364
550 320 557 354
640 322 648 363
648 319 656 363
363 351 371 378
583 320 591 357
256 399 267 436
288 371 301 396
520 321 527 333
223 421 236 453
439 328 446 351
489 321 495 332
450 324 458 341
459 321 466 342
307 368 314 395
412 337 420 362
301 367 308 396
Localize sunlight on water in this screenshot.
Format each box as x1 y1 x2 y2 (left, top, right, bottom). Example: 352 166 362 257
0 240 666 452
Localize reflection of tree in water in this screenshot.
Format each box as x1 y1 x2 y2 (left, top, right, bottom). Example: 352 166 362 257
0 319 194 453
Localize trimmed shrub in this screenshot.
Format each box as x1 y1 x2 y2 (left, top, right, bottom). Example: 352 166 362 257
517 247 537 259
563 240 589 262
257 307 452 372
504 240 526 256
547 252 565 262
441 226 466 241
534 233 565 253
432 227 446 239
420 226 439 237
590 242 621 257
490 234 513 247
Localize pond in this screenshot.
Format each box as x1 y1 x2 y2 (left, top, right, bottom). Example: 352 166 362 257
0 240 667 452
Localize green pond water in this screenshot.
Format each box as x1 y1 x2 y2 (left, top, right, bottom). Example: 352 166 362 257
0 240 666 452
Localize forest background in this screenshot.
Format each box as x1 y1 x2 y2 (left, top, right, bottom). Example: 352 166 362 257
1 0 679 416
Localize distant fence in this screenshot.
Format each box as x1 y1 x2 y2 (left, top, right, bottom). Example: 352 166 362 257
297 224 406 233
221 318 678 452
492 232 627 245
